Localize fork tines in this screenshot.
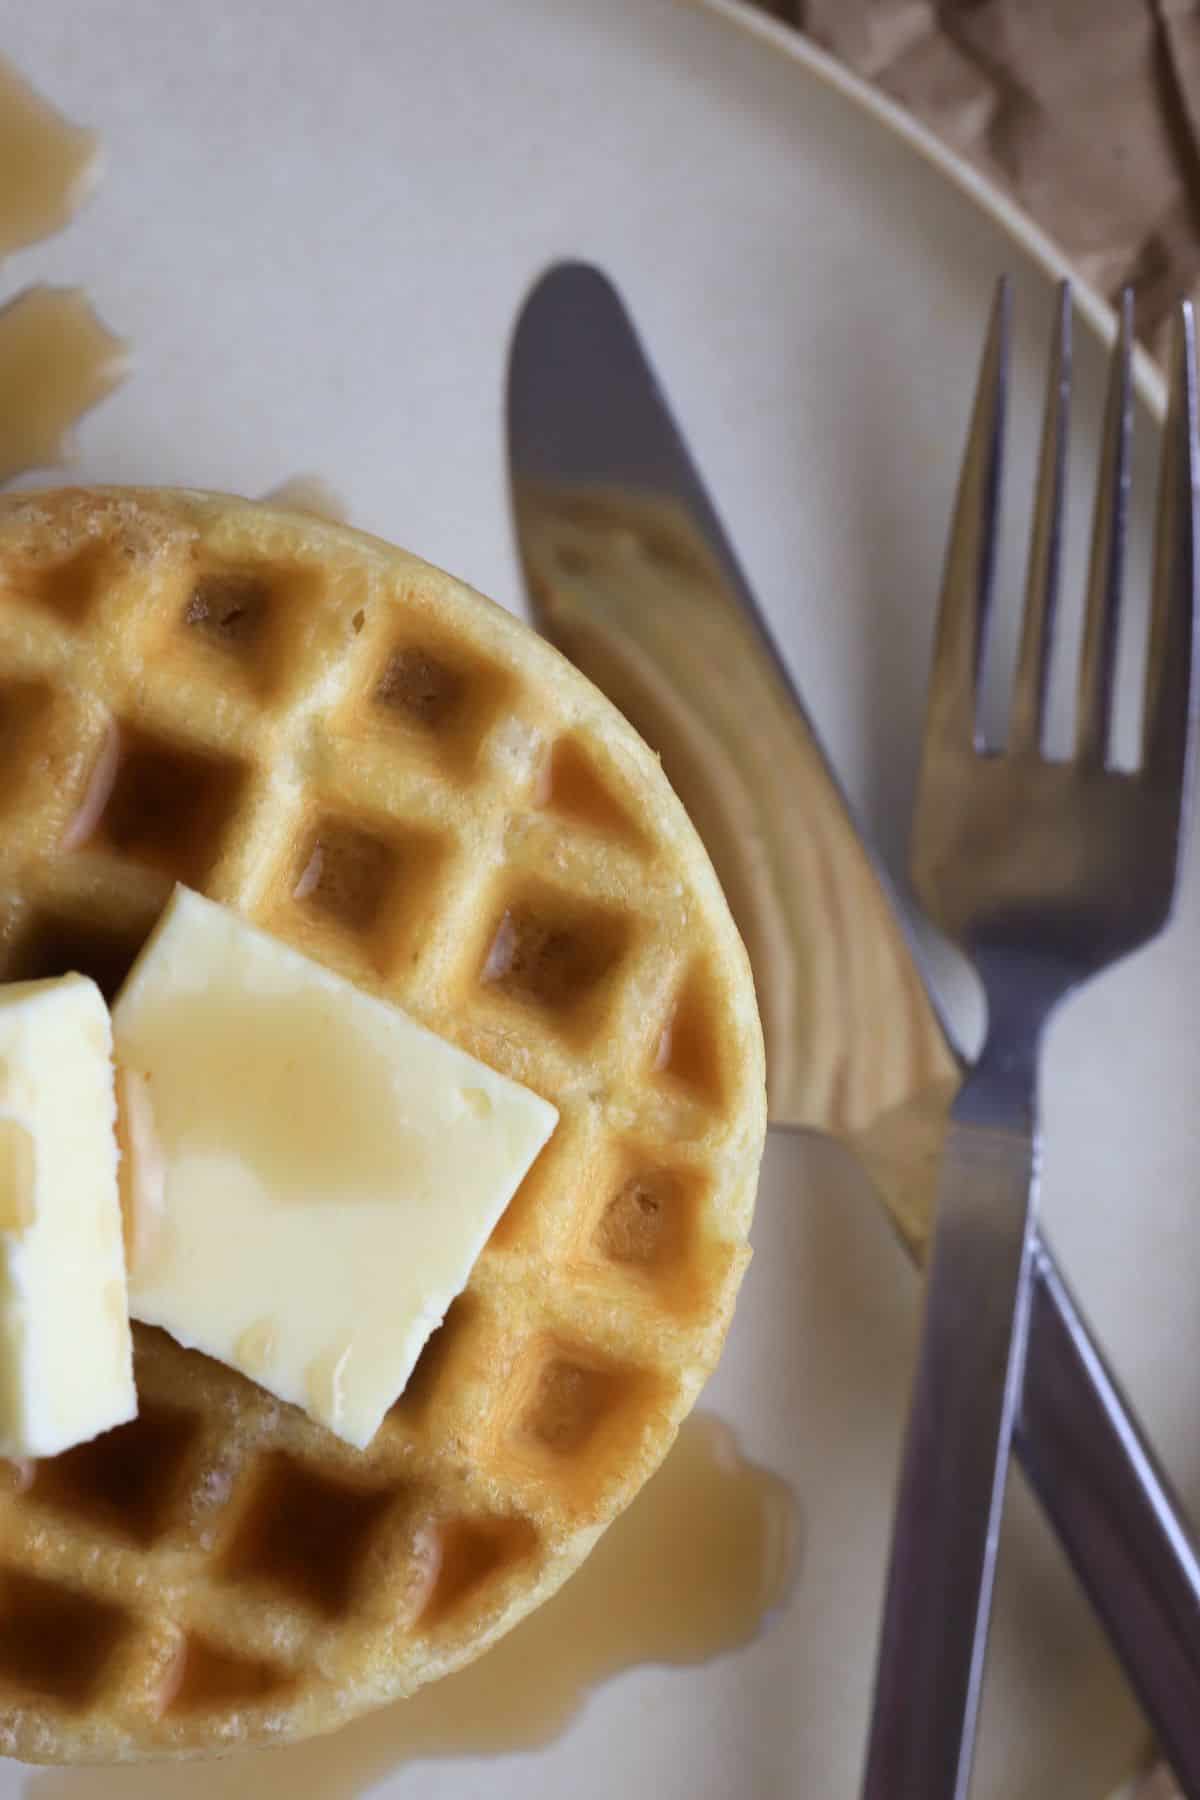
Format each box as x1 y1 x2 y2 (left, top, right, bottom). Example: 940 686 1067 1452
929 278 1197 780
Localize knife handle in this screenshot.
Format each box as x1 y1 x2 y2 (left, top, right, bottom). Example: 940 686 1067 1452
1019 1237 1200 1795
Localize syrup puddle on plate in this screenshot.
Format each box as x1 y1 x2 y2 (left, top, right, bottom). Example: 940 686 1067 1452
0 52 127 485
27 1412 797 1800
0 53 97 260
0 287 126 486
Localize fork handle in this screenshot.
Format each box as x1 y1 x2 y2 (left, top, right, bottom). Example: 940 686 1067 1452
862 1086 1037 1800
1019 1238 1200 1796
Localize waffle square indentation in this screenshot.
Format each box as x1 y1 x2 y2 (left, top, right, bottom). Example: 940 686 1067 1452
416 1514 538 1624
284 811 451 971
175 558 327 699
479 887 630 1038
92 725 248 887
183 571 271 652
223 1454 399 1619
653 959 728 1109
5 542 110 622
29 1405 203 1548
502 1340 663 1513
292 818 399 933
160 1634 292 1715
0 1571 129 1708
519 1354 628 1457
368 635 514 770
0 682 53 783
594 1166 691 1272
376 647 465 732
5 908 150 1002
536 737 644 846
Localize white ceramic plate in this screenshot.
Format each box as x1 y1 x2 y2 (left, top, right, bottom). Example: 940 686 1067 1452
5 2 1190 1795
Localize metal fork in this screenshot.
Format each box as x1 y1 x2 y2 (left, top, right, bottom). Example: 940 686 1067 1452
862 283 1199 1800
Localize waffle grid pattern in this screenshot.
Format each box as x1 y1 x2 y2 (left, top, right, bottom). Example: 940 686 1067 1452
0 489 764 1761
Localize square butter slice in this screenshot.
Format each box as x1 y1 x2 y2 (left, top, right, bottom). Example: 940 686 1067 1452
112 886 558 1449
0 974 135 1459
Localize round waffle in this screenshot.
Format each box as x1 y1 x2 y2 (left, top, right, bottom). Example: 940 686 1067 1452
0 487 766 1762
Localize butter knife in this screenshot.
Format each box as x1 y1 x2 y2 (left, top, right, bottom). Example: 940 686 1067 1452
505 262 1200 1791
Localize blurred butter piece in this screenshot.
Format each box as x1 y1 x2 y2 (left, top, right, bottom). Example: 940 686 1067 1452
0 974 134 1458
112 886 559 1448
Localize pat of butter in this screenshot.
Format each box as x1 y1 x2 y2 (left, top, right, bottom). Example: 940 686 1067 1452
112 886 558 1448
0 975 135 1458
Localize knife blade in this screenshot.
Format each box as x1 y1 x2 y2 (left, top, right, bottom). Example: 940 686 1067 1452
507 263 956 1151
506 262 1200 1791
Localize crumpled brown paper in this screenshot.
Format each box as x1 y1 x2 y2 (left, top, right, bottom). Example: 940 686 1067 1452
742 3 1200 1792
747 0 1200 364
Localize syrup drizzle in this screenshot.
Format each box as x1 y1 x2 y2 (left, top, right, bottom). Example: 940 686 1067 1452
0 55 126 486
